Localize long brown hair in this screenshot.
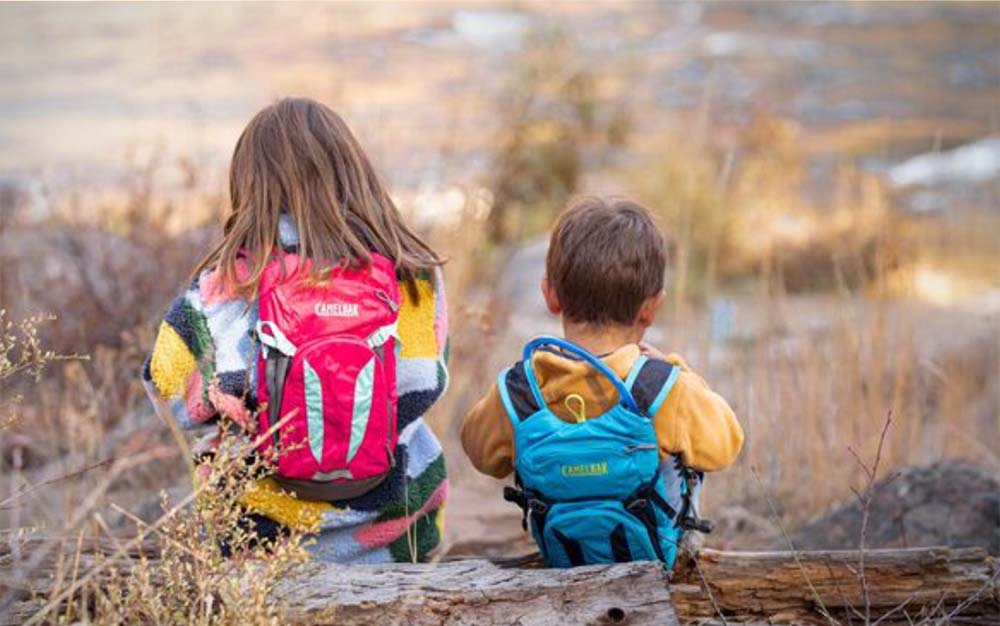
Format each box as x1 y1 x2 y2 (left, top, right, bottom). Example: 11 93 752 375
194 97 442 298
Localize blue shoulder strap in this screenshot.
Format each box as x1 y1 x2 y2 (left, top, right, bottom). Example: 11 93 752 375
647 362 681 417
496 367 522 430
620 353 682 417
521 336 641 415
624 354 649 392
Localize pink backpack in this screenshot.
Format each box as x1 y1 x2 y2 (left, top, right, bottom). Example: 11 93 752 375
253 252 400 501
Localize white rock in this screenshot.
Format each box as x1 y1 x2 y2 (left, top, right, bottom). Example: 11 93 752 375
888 136 1000 188
452 10 531 51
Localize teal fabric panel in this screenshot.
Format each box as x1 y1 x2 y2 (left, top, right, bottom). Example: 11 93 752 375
347 356 376 463
303 359 325 463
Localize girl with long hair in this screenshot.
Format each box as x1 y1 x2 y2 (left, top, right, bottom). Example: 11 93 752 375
143 97 449 563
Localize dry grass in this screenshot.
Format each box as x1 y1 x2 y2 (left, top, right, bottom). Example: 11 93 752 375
3 427 308 626
1 314 307 624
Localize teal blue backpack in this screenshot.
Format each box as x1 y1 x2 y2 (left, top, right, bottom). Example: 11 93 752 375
499 336 711 569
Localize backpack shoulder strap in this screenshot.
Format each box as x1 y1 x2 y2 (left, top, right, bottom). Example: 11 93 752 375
496 363 541 426
623 354 649 391
625 356 681 417
522 336 640 414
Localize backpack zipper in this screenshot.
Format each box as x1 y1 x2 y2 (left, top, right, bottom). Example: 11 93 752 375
374 289 399 312
624 444 658 454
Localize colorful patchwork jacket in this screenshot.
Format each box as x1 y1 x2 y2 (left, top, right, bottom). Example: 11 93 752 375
142 216 449 563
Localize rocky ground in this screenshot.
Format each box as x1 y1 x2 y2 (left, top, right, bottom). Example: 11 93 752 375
787 460 999 556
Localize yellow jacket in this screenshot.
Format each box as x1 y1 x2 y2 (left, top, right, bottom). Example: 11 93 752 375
461 344 743 478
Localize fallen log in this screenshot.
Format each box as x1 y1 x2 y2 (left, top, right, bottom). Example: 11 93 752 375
671 547 1000 625
2 543 997 625
270 558 677 626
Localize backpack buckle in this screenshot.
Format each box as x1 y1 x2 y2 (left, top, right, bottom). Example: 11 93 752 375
503 485 526 506
625 497 649 515
527 498 549 515
681 516 715 534
527 497 550 535
676 466 713 534
503 486 529 531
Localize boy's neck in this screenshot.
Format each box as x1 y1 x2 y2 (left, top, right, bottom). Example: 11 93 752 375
562 321 645 356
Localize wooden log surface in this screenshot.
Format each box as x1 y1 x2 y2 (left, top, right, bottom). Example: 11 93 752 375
270 558 677 626
671 547 1000 625
0 543 676 626
2 542 997 625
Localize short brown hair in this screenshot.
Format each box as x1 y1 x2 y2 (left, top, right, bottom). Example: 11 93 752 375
545 196 666 326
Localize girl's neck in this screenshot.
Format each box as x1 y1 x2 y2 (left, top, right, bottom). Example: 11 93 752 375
562 321 645 356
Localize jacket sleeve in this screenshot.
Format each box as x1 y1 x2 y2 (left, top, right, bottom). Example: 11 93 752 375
142 289 218 429
652 354 744 472
395 268 450 424
432 268 450 380
461 383 516 479
142 270 256 432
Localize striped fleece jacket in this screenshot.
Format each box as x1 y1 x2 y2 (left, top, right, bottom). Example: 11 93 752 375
142 215 449 563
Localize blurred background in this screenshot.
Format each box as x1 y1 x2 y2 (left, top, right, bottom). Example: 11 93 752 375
1 2 998 557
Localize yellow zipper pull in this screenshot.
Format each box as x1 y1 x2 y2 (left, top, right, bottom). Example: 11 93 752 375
564 394 587 424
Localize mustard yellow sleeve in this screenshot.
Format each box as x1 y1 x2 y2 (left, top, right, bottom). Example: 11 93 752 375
148 321 198 399
460 383 516 479
653 356 744 471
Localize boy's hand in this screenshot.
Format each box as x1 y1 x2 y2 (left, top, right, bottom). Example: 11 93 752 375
638 342 690 371
638 341 669 361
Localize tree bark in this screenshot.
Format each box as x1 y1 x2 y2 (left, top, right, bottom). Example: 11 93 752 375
271 558 677 626
3 544 997 625
671 547 1000 625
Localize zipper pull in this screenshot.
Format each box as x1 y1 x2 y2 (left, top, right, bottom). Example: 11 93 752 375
375 289 399 312
564 394 587 423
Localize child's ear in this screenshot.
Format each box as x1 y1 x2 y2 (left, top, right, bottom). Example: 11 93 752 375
636 291 665 328
541 277 562 316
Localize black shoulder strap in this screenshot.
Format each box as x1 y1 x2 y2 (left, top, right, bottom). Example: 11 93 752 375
498 362 541 422
628 358 677 416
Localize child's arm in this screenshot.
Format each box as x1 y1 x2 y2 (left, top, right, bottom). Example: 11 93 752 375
142 270 256 433
142 291 219 430
642 346 744 472
460 384 516 479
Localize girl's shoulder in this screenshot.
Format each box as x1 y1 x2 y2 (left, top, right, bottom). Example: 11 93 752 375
396 267 447 359
189 261 255 310
398 267 444 301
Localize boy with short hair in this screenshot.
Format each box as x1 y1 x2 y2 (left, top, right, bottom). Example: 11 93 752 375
461 196 743 568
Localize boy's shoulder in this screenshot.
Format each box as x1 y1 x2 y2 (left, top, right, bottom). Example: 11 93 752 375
625 356 680 414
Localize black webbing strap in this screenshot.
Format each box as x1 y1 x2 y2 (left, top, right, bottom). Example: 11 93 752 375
677 468 714 534
501 365 541 422
649 487 678 520
503 484 529 531
504 473 551 534
622 471 672 564
629 358 677 417
624 496 667 564
264 352 291 449
552 529 585 566
610 523 632 563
